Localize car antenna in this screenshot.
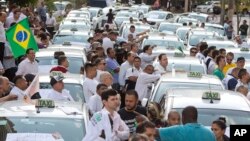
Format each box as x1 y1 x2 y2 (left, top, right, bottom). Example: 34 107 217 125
208 77 213 104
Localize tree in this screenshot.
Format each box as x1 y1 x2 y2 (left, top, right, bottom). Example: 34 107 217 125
8 0 38 7
227 0 234 21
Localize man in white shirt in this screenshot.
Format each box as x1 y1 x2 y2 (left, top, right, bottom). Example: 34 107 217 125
9 75 28 100
119 52 135 87
0 12 7 63
5 9 22 28
82 89 130 141
89 83 108 114
135 64 161 101
139 45 156 69
46 11 56 38
47 74 74 101
154 53 168 74
124 25 149 40
83 63 99 103
195 42 208 62
204 46 216 74
16 48 38 76
125 57 142 89
102 31 117 55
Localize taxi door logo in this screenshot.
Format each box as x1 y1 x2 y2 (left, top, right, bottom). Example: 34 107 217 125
13 24 30 49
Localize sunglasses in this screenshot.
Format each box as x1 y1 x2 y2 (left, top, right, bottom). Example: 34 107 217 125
191 51 197 54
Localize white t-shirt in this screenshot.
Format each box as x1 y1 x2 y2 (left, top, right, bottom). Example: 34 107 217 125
102 37 114 54
83 77 99 102
10 86 26 100
47 89 74 101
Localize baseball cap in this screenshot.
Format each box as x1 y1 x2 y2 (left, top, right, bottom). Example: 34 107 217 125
50 71 65 86
237 57 245 62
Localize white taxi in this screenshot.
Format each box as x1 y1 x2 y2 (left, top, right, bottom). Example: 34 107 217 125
0 100 88 141
146 72 224 103
155 89 250 136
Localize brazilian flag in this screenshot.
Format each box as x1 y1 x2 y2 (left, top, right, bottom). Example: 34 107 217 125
6 18 39 58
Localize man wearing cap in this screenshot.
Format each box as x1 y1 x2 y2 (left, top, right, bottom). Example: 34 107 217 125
47 72 74 101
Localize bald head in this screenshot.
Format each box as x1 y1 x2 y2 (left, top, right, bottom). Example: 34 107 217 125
182 106 198 124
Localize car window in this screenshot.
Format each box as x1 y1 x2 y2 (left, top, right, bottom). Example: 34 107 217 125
53 35 89 44
0 117 85 141
173 108 250 126
37 57 84 74
153 82 223 102
189 34 214 46
143 39 184 50
40 83 85 102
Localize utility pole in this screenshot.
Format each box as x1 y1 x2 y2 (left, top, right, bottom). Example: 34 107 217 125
220 0 225 25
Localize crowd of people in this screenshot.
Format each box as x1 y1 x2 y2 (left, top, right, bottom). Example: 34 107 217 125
1 1 250 141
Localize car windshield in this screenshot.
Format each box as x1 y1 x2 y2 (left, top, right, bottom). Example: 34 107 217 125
158 24 181 33
166 63 205 73
143 39 184 49
189 34 214 46
115 17 130 26
68 13 90 19
122 26 150 38
233 52 250 61
0 117 85 141
153 82 223 102
60 24 91 31
178 18 198 24
148 12 166 19
207 42 235 49
40 83 84 102
89 9 98 18
116 12 138 18
53 35 89 44
173 108 250 126
177 29 189 41
54 3 65 10
188 15 207 23
205 26 225 36
37 57 84 74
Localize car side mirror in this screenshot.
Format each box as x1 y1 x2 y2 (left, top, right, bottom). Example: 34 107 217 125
141 98 148 107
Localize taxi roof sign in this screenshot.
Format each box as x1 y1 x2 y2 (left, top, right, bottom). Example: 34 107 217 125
35 99 55 108
188 72 202 78
240 47 249 52
174 52 185 57
202 92 220 100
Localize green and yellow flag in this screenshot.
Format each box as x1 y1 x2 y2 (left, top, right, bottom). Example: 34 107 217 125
6 18 39 58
